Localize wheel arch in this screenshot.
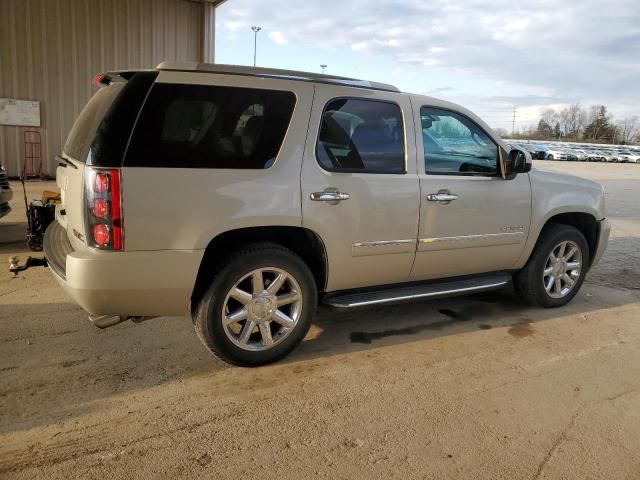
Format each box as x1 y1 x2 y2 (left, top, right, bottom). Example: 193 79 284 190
529 212 599 268
190 226 328 318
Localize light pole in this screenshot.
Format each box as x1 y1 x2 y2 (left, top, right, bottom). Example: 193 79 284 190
320 64 327 74
251 26 262 67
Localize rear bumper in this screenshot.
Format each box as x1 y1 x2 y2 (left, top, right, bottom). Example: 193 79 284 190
44 222 204 317
591 218 610 268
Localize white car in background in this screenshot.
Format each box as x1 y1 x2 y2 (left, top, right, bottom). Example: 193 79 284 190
546 148 568 161
617 151 640 163
601 151 619 162
574 150 590 161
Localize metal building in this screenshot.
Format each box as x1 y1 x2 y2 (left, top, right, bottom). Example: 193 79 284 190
0 0 226 177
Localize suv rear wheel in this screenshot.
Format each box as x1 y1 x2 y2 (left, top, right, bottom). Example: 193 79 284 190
194 243 317 367
516 224 589 308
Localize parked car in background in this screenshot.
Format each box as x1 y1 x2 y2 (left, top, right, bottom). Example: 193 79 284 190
522 144 540 159
566 151 579 162
626 152 640 163
546 148 567 160
0 161 13 218
587 151 604 162
573 150 590 161
502 140 640 164
531 144 550 160
616 151 637 163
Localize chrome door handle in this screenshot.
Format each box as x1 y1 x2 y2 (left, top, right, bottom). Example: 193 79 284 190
310 190 350 203
426 193 458 202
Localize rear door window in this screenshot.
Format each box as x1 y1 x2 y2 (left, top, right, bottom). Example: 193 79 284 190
124 84 296 169
316 98 405 174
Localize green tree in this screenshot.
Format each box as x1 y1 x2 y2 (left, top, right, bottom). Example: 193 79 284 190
536 119 554 139
553 122 561 139
583 105 611 141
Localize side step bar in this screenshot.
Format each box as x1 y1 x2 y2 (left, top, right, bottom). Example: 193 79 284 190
323 274 512 308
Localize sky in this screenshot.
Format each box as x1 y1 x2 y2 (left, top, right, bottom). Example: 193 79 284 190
214 0 640 132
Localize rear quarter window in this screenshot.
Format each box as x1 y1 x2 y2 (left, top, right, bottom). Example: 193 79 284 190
63 72 158 166
64 83 124 162
124 84 296 169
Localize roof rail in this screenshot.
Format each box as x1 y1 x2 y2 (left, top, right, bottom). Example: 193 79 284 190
156 62 400 93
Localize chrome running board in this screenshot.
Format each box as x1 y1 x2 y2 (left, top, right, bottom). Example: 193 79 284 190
323 274 511 309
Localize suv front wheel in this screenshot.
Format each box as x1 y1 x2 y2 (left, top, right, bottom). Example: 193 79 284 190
516 224 589 307
194 243 317 367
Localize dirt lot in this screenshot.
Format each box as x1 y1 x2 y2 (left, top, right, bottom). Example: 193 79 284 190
1 162 640 479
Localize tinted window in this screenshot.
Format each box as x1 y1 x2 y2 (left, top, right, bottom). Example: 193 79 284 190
125 84 296 169
64 72 158 166
421 107 498 175
64 83 124 162
316 98 405 174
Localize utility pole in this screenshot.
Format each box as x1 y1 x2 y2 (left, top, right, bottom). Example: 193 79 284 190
512 105 517 134
320 64 327 74
251 26 261 67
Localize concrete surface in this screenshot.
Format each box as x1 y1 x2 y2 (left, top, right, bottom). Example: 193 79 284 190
1 162 639 479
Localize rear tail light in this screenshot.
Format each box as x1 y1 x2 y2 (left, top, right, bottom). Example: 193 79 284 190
85 168 123 250
93 172 110 193
91 198 109 218
93 223 110 247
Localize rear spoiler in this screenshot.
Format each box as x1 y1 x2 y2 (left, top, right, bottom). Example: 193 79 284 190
93 69 156 86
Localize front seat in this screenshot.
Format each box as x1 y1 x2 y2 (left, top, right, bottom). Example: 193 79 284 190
350 121 402 172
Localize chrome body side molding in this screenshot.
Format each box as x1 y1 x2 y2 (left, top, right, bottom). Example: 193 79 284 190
418 231 525 252
352 239 417 257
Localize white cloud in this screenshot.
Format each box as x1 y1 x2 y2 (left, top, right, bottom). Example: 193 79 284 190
268 31 289 45
218 0 640 121
350 41 369 52
223 20 244 32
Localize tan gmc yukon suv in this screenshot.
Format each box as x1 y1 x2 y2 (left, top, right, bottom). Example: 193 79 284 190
44 62 610 366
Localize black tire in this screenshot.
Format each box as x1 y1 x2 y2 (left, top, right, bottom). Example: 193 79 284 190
194 242 317 367
547 155 554 160
515 224 590 308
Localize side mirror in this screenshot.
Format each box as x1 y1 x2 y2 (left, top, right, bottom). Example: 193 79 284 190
505 147 532 177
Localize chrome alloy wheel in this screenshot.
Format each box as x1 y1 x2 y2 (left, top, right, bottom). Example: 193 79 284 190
222 267 303 351
542 240 582 299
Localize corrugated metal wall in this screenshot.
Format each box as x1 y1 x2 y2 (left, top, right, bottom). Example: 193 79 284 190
0 0 203 177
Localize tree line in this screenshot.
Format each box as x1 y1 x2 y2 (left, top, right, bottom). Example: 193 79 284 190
497 105 640 144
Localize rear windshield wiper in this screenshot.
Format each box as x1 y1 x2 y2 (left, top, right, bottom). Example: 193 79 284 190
56 155 78 169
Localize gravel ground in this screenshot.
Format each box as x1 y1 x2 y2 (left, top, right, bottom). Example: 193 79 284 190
1 161 640 479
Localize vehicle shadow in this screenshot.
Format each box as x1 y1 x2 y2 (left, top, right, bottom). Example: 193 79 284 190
288 234 640 363
1 238 638 434
287 281 639 364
